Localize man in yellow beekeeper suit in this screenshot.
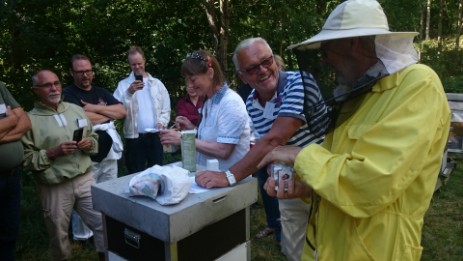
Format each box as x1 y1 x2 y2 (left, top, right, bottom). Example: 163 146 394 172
259 0 451 260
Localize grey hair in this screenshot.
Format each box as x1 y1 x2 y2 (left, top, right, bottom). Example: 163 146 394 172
31 69 55 87
232 37 273 72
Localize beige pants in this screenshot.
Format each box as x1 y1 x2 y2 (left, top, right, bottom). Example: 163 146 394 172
70 158 119 240
36 170 105 261
279 198 311 261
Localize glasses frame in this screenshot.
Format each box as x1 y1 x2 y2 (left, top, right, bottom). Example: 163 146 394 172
33 80 62 89
72 70 94 76
241 55 274 75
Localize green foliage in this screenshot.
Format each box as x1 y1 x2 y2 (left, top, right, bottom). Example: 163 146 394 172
442 75 463 93
421 162 463 261
0 0 346 110
419 38 463 92
380 0 423 33
2 0 462 112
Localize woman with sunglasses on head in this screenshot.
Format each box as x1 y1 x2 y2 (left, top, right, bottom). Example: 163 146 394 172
160 50 250 171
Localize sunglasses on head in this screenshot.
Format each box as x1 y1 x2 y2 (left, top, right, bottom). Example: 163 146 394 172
186 52 208 62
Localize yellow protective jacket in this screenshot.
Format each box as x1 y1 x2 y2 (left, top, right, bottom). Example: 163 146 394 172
295 64 450 261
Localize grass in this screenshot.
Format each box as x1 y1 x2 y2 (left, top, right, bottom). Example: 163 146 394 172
250 204 285 261
15 155 463 260
421 155 463 260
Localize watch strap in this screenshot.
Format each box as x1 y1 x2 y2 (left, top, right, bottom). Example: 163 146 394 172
225 170 236 186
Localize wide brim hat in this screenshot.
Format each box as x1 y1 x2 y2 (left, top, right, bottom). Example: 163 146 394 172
288 0 419 50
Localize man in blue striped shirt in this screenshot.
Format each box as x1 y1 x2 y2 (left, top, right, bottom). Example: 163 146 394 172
196 37 326 261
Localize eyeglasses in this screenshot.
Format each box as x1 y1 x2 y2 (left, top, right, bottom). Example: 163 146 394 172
186 52 208 62
72 70 94 76
241 55 274 75
33 81 61 89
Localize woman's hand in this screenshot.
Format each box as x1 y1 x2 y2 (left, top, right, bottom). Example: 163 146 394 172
159 129 181 145
175 116 195 130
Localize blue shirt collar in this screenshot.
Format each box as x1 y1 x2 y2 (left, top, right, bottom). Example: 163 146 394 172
210 83 229 104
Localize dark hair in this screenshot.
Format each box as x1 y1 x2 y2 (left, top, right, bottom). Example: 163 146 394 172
181 50 226 88
70 54 91 70
128 46 145 59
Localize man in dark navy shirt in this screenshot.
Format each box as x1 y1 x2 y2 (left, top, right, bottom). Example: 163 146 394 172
63 54 126 242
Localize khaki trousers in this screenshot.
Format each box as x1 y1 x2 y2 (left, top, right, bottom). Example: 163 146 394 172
36 170 105 261
279 198 311 261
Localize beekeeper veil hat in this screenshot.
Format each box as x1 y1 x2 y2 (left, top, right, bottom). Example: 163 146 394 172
289 0 419 75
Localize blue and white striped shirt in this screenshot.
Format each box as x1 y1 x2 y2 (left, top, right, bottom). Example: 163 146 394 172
246 70 325 147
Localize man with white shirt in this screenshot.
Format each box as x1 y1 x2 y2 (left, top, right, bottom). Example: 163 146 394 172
114 46 171 174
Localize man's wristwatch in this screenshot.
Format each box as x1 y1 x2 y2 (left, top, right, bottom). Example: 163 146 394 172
225 170 236 186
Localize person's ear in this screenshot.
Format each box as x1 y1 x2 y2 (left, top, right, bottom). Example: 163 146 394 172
238 72 248 84
207 67 214 79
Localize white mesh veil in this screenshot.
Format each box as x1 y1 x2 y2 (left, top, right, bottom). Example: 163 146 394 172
375 35 419 75
296 34 421 134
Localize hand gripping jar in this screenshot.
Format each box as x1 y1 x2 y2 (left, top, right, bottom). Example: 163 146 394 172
267 162 294 191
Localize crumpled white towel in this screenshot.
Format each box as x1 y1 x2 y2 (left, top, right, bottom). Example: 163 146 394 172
128 164 191 205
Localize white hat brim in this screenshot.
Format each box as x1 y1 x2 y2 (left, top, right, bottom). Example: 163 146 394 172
288 29 419 50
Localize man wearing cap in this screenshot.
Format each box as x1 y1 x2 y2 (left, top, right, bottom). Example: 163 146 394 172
259 0 450 260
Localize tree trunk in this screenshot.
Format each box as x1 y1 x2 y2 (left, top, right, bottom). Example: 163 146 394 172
437 0 444 50
456 0 463 50
419 7 425 50
426 0 431 40
203 0 229 73
218 0 229 73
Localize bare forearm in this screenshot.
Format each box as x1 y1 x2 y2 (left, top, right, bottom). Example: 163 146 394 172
229 137 281 181
195 139 235 159
0 108 31 143
230 117 304 181
85 111 110 125
84 104 126 121
97 104 126 120
0 118 15 141
2 124 31 142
